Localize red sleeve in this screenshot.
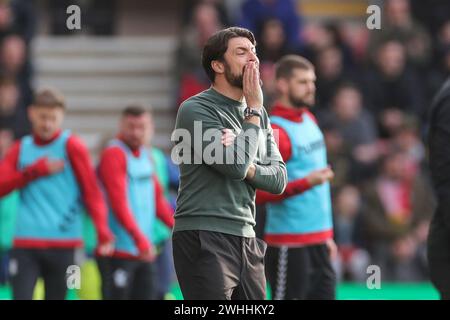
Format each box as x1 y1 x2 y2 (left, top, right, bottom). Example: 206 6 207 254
0 141 50 197
67 136 113 244
97 146 150 252
256 123 312 205
256 179 311 205
272 123 292 162
154 176 174 228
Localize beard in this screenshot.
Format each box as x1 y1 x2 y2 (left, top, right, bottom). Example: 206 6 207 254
224 61 244 89
288 91 315 109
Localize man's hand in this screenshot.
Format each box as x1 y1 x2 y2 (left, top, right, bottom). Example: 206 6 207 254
96 240 114 256
305 166 334 187
243 61 263 109
46 159 65 174
136 236 156 262
245 163 256 180
326 238 338 261
30 157 65 178
139 245 156 262
221 128 236 147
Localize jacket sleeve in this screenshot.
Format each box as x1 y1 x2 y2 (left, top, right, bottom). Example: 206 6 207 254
429 93 450 230
245 113 287 194
173 102 261 180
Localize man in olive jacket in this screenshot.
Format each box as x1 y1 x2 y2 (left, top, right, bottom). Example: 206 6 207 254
172 27 287 300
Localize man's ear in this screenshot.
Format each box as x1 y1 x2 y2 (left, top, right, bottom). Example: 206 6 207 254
211 60 224 74
276 78 289 95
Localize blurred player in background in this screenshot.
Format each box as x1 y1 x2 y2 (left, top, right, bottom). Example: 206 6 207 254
256 55 337 300
97 106 174 300
0 87 114 300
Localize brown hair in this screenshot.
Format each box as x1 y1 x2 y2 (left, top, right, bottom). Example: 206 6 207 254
33 87 66 109
202 27 256 83
275 55 314 80
122 105 150 117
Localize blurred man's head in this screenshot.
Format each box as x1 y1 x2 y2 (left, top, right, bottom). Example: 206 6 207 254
0 77 19 115
259 18 286 54
332 83 363 122
119 105 153 150
302 23 335 51
202 27 257 88
376 40 406 77
193 2 222 44
0 35 26 75
385 0 411 27
381 150 409 181
28 87 65 141
317 46 343 80
0 2 12 30
275 55 316 108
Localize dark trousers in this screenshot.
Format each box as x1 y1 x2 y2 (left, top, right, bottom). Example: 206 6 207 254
428 258 450 300
97 256 156 300
172 230 267 300
427 213 450 300
9 248 75 300
265 244 336 300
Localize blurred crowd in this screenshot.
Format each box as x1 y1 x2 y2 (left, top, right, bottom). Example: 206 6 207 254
174 0 449 283
0 0 35 284
0 0 35 149
0 0 449 291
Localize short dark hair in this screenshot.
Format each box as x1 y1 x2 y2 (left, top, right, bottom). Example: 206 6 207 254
332 81 361 98
33 87 66 109
122 105 150 117
202 27 256 83
275 55 314 80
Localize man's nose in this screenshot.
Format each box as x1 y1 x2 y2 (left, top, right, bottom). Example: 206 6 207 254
248 51 258 63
